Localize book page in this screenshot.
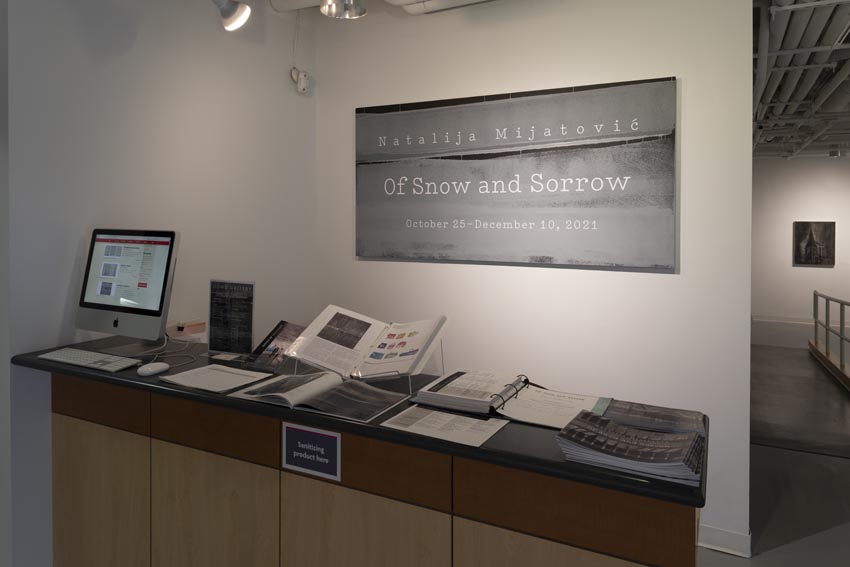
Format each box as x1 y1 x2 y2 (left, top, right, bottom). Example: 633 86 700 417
353 317 446 378
286 305 387 377
497 386 611 430
298 380 408 422
230 372 341 407
430 370 514 401
383 406 508 447
161 365 271 393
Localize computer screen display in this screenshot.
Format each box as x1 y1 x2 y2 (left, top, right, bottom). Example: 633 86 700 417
79 230 176 316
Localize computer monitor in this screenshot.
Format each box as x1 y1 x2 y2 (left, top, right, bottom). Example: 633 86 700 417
76 229 179 342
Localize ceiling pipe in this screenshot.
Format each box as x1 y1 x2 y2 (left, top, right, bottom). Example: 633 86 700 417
757 0 797 120
761 1 817 120
754 1 771 115
791 121 834 155
809 57 850 112
786 4 850 114
821 79 850 110
771 0 850 13
774 2 834 116
773 62 837 71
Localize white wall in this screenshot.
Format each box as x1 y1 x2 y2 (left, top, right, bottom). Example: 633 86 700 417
8 1 319 564
1 0 11 564
752 157 850 348
313 0 752 554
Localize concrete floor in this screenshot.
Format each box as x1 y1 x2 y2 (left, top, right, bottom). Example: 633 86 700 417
699 347 850 566
751 346 850 458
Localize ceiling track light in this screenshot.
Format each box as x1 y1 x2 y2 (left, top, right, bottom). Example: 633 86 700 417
211 0 252 31
320 0 367 19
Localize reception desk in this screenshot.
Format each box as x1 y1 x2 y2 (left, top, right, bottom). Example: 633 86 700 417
13 339 707 567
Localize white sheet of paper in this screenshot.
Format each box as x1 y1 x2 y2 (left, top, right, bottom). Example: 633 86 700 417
211 353 243 361
383 406 508 447
161 364 271 393
497 387 608 430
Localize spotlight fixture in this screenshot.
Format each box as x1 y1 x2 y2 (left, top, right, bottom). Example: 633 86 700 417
320 0 367 19
211 0 252 31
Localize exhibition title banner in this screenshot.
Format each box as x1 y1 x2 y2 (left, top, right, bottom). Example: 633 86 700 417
355 78 677 271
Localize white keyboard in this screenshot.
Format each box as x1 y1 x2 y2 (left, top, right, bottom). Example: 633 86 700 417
39 348 141 373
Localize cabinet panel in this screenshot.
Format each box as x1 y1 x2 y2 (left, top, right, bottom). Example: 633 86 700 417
454 457 696 567
151 394 280 467
52 373 150 435
53 414 150 567
454 518 642 567
341 433 451 512
151 440 279 567
281 472 451 567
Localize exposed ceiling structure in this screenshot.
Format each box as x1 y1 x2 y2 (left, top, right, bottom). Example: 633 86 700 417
753 0 850 158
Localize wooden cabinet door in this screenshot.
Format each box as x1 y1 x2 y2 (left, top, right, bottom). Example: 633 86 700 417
53 414 151 567
453 518 643 567
151 440 279 567
281 472 451 567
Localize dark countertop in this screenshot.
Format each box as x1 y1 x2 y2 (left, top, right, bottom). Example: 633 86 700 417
13 336 707 508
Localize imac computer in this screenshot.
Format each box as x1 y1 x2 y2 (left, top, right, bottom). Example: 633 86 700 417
76 229 179 342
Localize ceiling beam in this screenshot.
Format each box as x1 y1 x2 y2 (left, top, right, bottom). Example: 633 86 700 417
771 0 850 15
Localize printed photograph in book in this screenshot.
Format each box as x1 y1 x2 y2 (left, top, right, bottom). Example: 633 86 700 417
318 313 373 349
355 78 677 272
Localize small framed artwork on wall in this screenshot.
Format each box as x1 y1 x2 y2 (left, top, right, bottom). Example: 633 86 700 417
793 221 835 267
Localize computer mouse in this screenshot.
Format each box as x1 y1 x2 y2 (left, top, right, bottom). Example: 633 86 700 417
137 362 170 377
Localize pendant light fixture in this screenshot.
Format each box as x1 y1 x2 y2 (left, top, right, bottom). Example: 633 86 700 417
211 0 252 31
320 0 367 19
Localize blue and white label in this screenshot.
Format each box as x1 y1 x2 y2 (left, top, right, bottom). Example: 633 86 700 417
282 423 341 482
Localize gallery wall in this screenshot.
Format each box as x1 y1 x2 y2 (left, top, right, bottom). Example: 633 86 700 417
7 1 319 564
312 0 752 554
1 0 11 564
752 157 850 347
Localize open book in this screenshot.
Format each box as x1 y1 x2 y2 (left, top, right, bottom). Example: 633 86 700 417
285 305 447 379
229 371 408 423
413 370 611 430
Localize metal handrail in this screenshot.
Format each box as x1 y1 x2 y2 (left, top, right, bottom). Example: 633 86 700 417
813 290 848 370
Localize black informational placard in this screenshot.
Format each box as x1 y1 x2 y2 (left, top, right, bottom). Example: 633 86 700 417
208 279 254 354
282 423 341 482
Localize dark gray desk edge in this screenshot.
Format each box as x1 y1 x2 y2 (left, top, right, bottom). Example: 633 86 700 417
13 345 708 508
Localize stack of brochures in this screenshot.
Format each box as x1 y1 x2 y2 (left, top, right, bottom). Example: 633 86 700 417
602 400 706 435
556 410 705 487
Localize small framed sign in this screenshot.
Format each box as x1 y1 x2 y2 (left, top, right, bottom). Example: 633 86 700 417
282 423 341 482
208 279 255 354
